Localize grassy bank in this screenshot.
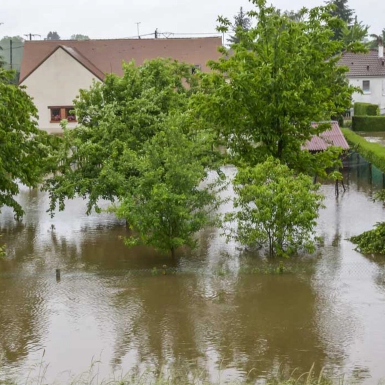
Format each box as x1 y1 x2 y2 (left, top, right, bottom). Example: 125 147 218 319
341 128 385 173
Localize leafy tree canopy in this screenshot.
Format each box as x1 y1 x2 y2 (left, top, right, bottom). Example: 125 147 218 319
227 7 251 45
46 31 60 40
112 118 223 257
326 0 354 25
225 158 324 257
193 0 363 177
341 16 369 46
369 30 385 49
44 58 208 216
0 68 56 219
70 34 90 41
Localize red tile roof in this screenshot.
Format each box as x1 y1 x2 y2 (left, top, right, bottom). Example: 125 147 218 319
302 121 349 152
339 49 385 77
19 37 222 83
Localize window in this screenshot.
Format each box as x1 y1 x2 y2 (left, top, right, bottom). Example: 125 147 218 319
362 80 370 93
48 106 76 123
191 64 201 74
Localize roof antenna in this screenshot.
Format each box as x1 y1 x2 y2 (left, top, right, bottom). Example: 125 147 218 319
24 33 41 41
135 22 141 39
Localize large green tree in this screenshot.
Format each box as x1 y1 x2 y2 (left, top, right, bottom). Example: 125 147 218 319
0 69 55 219
227 7 251 45
44 59 204 215
193 0 362 177
225 158 324 257
341 16 369 47
0 36 24 83
113 119 222 258
326 0 354 40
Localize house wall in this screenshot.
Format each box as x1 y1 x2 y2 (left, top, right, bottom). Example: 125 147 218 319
21 47 100 134
349 77 385 114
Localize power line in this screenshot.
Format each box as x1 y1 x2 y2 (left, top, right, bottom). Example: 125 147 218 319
0 45 24 51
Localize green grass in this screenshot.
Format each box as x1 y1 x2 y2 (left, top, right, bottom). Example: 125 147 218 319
341 128 385 173
1 362 381 385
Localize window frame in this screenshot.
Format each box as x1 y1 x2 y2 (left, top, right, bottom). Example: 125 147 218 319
362 80 371 94
48 106 77 123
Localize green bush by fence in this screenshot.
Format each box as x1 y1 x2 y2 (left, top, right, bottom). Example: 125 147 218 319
342 128 385 172
354 102 379 116
352 116 385 132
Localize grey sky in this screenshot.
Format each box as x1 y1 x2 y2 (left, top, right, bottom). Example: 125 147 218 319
1 0 384 40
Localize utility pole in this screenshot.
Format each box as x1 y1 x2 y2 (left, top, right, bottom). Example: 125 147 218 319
10 39 12 70
24 33 41 41
155 28 158 39
135 22 141 39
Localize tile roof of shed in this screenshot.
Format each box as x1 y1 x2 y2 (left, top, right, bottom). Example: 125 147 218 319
339 49 385 77
302 121 349 152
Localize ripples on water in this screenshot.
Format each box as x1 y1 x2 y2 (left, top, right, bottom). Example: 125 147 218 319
1 164 385 384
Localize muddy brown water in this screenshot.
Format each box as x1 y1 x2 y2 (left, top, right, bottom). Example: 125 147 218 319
1 163 385 384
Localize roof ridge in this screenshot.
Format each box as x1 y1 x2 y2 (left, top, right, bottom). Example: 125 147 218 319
60 45 105 79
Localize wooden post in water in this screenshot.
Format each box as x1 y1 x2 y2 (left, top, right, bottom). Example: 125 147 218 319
56 269 61 282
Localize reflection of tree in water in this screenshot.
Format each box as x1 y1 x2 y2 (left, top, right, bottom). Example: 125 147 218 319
109 275 207 379
0 273 49 366
104 268 336 382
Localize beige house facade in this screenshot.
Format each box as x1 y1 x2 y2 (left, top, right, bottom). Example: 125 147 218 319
19 38 222 133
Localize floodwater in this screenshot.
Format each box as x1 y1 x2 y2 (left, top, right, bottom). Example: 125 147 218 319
1 160 385 384
358 131 385 147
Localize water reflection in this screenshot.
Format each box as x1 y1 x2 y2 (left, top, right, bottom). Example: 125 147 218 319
1 165 385 383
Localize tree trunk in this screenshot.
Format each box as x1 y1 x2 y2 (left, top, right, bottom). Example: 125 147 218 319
171 247 176 260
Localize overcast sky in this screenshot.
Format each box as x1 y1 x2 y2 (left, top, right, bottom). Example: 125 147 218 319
1 0 384 40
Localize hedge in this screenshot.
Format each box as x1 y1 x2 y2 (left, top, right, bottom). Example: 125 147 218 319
354 102 379 116
352 116 385 132
341 128 385 172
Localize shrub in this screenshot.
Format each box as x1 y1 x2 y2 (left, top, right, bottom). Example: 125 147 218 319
224 158 324 257
354 102 379 116
350 222 385 254
341 128 385 172
352 116 385 132
344 119 352 129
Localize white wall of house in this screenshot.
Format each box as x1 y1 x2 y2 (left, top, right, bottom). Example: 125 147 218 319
21 47 101 134
349 77 385 114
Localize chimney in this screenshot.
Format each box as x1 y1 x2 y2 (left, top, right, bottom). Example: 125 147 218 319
379 38 384 59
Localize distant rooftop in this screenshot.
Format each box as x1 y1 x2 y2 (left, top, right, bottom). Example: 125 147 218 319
20 37 222 84
339 49 385 77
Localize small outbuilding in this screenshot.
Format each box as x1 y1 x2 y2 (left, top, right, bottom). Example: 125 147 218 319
302 121 349 153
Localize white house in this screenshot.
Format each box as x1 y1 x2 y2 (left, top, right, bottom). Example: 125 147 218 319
339 42 385 114
19 38 222 134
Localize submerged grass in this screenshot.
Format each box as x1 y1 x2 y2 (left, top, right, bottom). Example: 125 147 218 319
0 362 379 385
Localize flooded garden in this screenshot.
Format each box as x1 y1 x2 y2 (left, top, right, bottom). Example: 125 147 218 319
1 158 385 384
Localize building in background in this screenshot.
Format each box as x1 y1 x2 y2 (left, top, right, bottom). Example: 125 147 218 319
19 37 222 134
340 41 385 115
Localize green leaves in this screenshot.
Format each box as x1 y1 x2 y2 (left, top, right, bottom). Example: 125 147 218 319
225 158 324 257
112 120 223 257
0 68 56 219
44 58 202 216
350 222 385 255
193 1 358 173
